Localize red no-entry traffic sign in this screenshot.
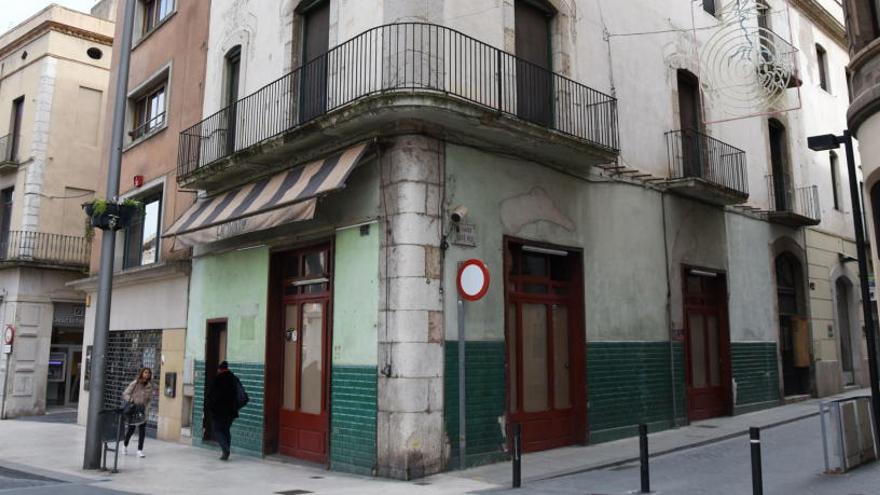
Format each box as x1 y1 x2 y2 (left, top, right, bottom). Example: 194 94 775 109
457 259 490 301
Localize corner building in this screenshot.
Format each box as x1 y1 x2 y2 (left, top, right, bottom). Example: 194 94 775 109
165 0 863 479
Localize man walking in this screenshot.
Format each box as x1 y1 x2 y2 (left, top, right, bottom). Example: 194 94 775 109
207 361 241 461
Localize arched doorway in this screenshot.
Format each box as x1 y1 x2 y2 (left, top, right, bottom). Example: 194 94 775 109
835 277 857 386
775 253 810 396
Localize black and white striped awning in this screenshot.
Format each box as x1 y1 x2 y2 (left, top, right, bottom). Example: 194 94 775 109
165 143 369 246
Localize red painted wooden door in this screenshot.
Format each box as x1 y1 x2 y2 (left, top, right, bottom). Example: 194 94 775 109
683 270 731 421
506 242 583 452
277 247 331 463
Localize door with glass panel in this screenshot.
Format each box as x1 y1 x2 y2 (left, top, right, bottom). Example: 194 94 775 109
683 269 731 421
506 241 583 452
277 245 331 463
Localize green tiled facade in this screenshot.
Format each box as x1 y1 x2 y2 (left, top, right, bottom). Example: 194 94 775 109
193 360 265 455
444 341 508 469
587 341 685 443
731 342 780 414
330 365 378 476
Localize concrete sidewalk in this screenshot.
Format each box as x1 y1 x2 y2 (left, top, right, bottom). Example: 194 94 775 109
0 389 866 494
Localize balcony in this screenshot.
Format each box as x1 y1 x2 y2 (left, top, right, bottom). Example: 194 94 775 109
177 23 619 190
756 29 802 91
0 231 91 270
764 179 820 227
664 129 748 205
0 134 19 173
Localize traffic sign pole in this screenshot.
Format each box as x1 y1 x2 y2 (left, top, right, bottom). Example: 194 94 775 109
456 259 490 471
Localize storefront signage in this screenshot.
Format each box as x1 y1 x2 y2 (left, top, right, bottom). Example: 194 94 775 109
453 223 478 247
457 259 490 302
53 303 86 327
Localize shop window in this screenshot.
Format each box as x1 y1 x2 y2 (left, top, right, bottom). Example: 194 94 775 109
123 191 162 269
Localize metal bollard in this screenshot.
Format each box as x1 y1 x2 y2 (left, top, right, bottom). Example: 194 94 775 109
512 423 522 489
750 427 763 495
639 423 650 493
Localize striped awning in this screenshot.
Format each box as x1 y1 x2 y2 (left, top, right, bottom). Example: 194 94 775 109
165 143 369 246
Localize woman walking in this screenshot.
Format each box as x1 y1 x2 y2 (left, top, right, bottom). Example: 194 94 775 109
122 367 153 458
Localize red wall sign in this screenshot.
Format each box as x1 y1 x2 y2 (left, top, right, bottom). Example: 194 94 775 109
457 259 490 301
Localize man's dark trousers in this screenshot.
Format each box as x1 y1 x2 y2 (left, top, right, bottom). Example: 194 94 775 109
212 417 232 455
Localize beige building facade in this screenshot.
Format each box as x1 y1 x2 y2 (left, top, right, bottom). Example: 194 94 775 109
0 4 114 419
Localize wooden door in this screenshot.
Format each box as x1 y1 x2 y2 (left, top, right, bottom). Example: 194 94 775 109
515 0 553 127
506 241 584 452
683 269 731 421
300 0 330 123
275 246 332 463
677 70 703 178
204 320 228 441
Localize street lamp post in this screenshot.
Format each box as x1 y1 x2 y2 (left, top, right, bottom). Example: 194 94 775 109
83 0 136 469
808 130 880 438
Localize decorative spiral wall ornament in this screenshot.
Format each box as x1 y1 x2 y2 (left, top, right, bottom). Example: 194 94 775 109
699 0 796 116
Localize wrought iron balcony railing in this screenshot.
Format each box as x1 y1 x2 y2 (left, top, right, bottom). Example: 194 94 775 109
665 129 748 195
130 112 167 141
766 177 820 222
178 22 619 181
0 134 17 164
0 231 91 269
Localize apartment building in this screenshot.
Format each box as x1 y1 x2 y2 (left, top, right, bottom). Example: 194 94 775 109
98 0 865 479
843 0 880 321
73 0 210 443
0 4 113 419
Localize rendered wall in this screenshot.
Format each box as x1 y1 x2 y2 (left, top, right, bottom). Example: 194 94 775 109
187 247 269 454
330 223 380 475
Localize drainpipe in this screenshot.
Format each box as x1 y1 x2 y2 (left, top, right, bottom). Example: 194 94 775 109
660 192 679 424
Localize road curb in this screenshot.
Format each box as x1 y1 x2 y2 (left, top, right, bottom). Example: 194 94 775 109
531 410 820 483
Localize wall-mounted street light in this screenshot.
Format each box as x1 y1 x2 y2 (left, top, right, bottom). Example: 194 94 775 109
808 130 880 437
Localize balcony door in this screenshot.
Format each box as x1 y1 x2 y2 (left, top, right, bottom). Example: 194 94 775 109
677 70 703 178
299 0 329 123
0 187 12 259
224 46 242 155
769 119 789 211
9 97 23 162
683 268 731 421
515 0 554 127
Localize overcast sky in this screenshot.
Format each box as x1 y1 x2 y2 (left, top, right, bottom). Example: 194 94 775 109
1 1 101 31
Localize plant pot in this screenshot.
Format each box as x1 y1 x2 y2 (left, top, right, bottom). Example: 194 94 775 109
83 203 143 231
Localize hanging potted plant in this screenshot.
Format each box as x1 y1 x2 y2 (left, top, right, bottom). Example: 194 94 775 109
82 198 145 231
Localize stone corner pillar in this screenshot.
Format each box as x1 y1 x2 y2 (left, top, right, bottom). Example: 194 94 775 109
376 135 446 480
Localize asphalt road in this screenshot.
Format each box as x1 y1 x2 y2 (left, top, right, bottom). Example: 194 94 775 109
0 465 133 494
494 415 880 494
